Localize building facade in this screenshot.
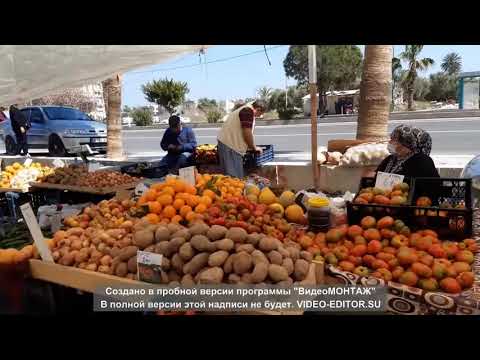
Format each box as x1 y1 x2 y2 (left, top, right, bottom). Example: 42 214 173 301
80 83 106 121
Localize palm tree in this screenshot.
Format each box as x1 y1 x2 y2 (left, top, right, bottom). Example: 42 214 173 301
399 45 434 111
257 86 272 104
441 52 462 75
392 57 402 106
103 75 124 159
356 45 393 141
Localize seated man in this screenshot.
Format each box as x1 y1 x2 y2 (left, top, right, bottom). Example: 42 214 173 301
160 115 197 174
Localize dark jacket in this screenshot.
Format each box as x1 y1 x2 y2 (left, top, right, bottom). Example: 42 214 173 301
9 106 29 134
376 153 440 178
160 127 197 153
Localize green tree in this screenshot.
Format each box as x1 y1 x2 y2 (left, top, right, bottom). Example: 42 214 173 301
257 86 273 104
206 108 224 123
426 72 457 102
441 52 462 75
392 57 402 106
283 45 363 112
414 77 431 101
197 98 217 111
268 87 305 120
142 78 189 115
399 45 434 110
131 107 153 127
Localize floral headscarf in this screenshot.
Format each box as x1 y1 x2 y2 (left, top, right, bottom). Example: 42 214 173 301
384 124 433 174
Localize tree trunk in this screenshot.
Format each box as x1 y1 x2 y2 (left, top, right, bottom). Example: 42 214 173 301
104 75 124 159
356 45 392 141
407 80 415 111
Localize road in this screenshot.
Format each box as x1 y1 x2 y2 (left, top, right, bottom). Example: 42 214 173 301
1 117 479 157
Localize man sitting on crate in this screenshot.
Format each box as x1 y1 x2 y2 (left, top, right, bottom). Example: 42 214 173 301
160 115 197 174
217 100 266 178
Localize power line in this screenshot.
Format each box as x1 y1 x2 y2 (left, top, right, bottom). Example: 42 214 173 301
129 45 287 75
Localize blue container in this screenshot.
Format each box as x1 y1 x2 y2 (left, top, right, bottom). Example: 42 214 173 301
244 145 274 170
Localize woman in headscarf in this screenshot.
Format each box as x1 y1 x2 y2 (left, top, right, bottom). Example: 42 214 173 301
376 124 439 178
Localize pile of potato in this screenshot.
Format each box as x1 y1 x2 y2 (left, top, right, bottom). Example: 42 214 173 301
48 219 317 285
131 221 317 285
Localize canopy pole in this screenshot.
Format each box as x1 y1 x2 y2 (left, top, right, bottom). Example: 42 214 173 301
308 45 319 190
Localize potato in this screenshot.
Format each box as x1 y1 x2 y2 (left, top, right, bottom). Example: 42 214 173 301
167 223 183 234
259 237 278 252
75 251 89 264
223 254 235 274
282 258 294 275
181 274 196 286
236 244 255 254
154 241 171 256
71 239 83 251
285 240 301 250
115 262 128 277
85 263 98 272
294 259 309 281
144 245 156 253
171 254 185 273
286 247 300 261
168 237 186 254
268 250 283 265
215 238 234 251
191 235 215 252
251 250 269 265
133 229 154 249
228 273 241 284
160 271 170 284
250 262 269 283
277 246 290 259
107 229 127 239
246 233 261 246
98 265 113 275
126 273 137 280
66 227 84 237
52 251 61 262
172 229 191 241
198 267 224 284
127 256 137 273
100 255 113 266
78 262 88 269
110 247 121 258
118 238 133 248
233 252 253 275
59 253 75 266
168 270 181 283
268 264 289 282
208 250 229 267
300 251 313 262
116 246 139 261
183 253 209 275
241 273 253 284
161 257 171 271
207 225 228 241
81 239 90 248
189 223 210 236
179 242 195 261
155 226 170 243
146 225 158 233
169 281 181 287
226 227 248 243
276 277 293 286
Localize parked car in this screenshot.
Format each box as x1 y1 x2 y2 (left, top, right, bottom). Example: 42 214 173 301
0 106 107 156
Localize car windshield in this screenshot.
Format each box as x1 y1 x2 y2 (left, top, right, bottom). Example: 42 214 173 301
43 107 92 121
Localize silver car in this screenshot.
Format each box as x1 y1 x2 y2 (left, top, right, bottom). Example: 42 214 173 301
0 106 107 156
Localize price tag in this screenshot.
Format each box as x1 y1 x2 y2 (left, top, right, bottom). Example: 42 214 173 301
20 203 53 262
52 159 65 168
135 182 150 196
88 162 102 172
24 158 33 167
375 171 405 191
137 250 164 283
50 213 63 233
179 166 196 186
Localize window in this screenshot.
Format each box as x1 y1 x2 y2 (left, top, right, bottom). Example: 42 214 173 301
20 109 31 121
30 109 43 123
43 107 91 121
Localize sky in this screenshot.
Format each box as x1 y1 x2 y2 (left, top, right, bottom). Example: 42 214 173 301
122 45 480 107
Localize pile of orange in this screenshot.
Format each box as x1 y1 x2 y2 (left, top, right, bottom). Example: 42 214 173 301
137 177 218 224
195 173 245 199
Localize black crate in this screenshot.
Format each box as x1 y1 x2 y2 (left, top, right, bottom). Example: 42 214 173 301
411 177 472 208
244 145 274 170
409 206 472 239
121 162 168 179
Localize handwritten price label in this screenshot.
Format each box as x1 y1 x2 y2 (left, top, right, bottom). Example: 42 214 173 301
137 251 163 266
179 166 196 186
375 171 405 191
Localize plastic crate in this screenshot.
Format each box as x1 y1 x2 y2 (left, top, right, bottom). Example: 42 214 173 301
194 145 219 165
244 145 274 170
409 177 473 239
121 162 168 179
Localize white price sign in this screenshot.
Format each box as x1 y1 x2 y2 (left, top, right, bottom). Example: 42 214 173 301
179 166 196 186
135 182 149 196
20 203 53 262
375 171 405 191
137 250 164 283
24 158 33 167
88 162 102 172
52 159 65 168
137 251 163 266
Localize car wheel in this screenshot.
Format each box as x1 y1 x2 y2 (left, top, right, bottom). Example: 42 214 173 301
48 135 67 157
5 136 16 155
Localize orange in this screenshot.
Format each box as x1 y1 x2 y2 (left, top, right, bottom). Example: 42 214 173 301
150 183 165 191
171 215 183 224
162 205 177 219
176 192 189 201
195 174 203 183
199 195 212 207
185 211 197 222
185 185 197 195
173 198 186 210
203 174 212 182
195 203 207 214
148 201 162 214
186 195 200 208
173 180 186 193
203 189 216 200
157 194 173 206
145 213 160 224
145 189 158 202
165 177 177 187
180 205 193 218
162 186 175 196
137 195 148 206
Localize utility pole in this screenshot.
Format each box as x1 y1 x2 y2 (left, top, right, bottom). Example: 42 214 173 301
308 45 319 189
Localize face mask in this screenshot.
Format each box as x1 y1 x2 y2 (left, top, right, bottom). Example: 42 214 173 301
387 143 396 155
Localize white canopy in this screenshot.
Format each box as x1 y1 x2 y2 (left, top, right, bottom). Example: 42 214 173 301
0 45 206 105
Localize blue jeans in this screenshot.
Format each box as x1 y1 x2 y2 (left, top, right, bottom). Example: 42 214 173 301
218 141 244 179
160 152 194 174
